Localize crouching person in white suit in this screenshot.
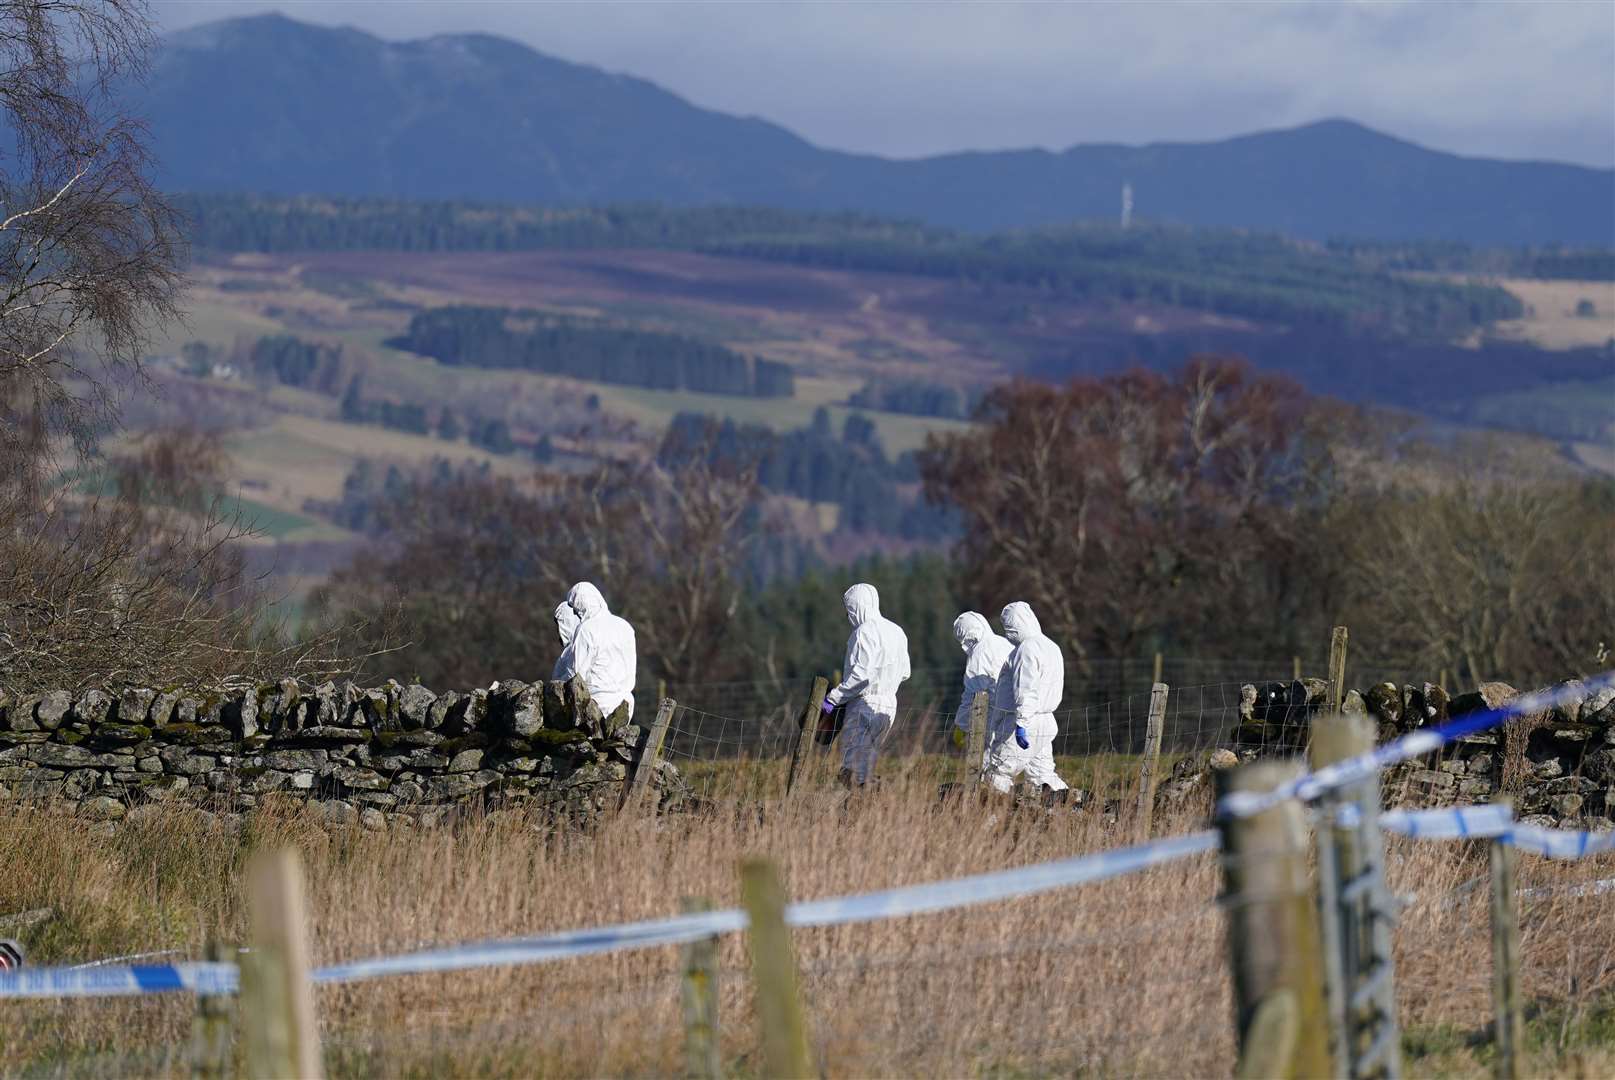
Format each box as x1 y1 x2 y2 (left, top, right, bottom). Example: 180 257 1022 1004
982 601 1069 795
822 582 911 788
554 581 637 720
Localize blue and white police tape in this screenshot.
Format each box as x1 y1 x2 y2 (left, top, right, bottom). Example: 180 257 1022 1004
1379 803 1513 840
1381 804 1615 859
316 828 1220 984
0 827 1221 997
0 961 236 999
785 828 1219 929
1217 671 1615 822
312 907 747 984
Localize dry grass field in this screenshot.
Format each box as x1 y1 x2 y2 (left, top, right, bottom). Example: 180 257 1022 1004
3 769 1614 1079
1487 279 1615 351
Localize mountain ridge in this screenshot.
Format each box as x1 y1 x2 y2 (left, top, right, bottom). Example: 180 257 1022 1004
141 13 1615 245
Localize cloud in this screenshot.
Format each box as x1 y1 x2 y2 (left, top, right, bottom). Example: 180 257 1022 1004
152 0 1615 167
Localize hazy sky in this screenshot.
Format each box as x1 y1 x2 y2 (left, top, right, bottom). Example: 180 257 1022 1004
154 1 1615 168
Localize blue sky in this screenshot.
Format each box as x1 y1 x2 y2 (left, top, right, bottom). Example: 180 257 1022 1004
155 1 1615 168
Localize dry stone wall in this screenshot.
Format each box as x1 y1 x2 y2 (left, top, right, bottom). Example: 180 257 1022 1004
0 677 689 829
1159 675 1615 830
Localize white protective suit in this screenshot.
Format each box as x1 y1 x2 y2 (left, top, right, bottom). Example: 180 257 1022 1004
554 582 637 719
824 583 911 784
550 601 580 681
952 612 1013 737
983 602 1069 794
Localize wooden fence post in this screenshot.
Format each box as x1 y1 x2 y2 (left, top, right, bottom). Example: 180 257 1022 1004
1216 760 1332 1079
1489 800 1524 1080
1309 717 1358 1079
1135 683 1169 840
1326 626 1349 713
785 677 828 796
621 698 676 813
189 939 234 1080
681 896 722 1080
1152 651 1164 687
1293 656 1303 681
240 848 321 1080
1310 711 1401 1080
965 690 990 783
740 858 814 1079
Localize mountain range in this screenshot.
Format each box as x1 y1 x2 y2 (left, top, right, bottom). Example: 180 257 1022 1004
141 13 1613 246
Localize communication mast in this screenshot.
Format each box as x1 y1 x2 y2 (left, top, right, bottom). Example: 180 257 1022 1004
1121 182 1134 229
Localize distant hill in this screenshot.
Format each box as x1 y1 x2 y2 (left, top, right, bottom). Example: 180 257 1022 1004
144 14 1613 247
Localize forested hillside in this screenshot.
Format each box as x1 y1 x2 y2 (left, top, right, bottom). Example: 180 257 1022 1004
183 195 1523 339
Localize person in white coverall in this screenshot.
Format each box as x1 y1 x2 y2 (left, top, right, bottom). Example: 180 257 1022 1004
551 601 580 680
950 611 1013 753
982 601 1069 794
822 583 911 787
554 582 638 719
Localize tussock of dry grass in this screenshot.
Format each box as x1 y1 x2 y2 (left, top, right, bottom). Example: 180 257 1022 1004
1 771 1613 1078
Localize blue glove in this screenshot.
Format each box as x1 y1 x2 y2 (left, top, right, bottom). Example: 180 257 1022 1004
821 698 836 715
1014 725 1029 750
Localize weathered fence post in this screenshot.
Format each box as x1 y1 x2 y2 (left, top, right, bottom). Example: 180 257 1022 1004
1489 800 1524 1080
965 690 990 782
240 848 321 1080
1326 626 1349 714
1294 656 1303 681
621 697 675 813
785 677 828 796
190 939 234 1080
1310 711 1401 1080
740 858 814 1079
681 896 722 1080
1216 760 1332 1079
1310 720 1356 1079
1152 651 1164 687
1135 683 1169 840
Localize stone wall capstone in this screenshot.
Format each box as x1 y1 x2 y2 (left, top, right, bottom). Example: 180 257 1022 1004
0 677 690 829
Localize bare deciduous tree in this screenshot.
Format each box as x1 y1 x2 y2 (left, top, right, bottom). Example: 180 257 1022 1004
1344 478 1615 686
312 446 764 693
919 358 1344 682
0 4 383 692
0 0 181 455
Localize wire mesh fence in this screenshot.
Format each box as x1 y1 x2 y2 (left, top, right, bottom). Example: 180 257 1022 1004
659 673 1355 807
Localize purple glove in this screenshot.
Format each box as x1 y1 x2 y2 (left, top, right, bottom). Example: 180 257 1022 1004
821 698 836 715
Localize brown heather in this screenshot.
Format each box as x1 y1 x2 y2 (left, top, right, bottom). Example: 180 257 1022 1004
1 775 1613 1078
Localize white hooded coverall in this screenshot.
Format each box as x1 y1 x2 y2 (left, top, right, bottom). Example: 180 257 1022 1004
554 582 638 719
952 611 1013 740
983 601 1069 793
551 601 580 681
824 583 911 784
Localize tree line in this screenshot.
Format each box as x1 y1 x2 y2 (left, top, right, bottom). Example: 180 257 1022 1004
177 194 1526 340
660 409 953 541
392 305 795 398
1327 239 1615 281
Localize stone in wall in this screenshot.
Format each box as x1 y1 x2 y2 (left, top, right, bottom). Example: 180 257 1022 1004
0 676 690 829
1211 674 1615 832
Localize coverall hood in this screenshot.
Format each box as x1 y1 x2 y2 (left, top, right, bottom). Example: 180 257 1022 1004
953 611 991 654
844 582 881 627
554 601 580 647
1000 602 1041 645
567 581 609 621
